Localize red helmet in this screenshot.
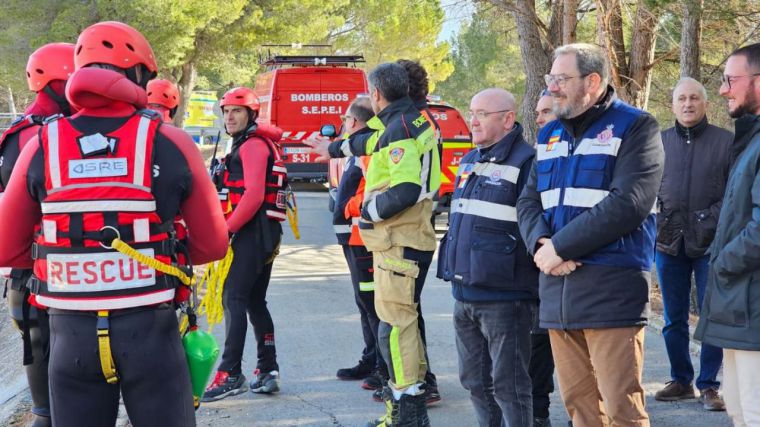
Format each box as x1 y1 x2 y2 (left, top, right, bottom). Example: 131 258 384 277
146 79 179 109
220 87 260 112
74 21 157 73
26 43 75 92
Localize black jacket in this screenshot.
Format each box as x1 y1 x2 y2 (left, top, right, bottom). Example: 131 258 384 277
657 117 733 257
696 114 760 350
517 87 664 329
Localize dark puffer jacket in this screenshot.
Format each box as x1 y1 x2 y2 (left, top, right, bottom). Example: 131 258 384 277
657 117 733 257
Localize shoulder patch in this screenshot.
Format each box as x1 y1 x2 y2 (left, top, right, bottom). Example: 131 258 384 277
412 115 427 128
390 147 405 164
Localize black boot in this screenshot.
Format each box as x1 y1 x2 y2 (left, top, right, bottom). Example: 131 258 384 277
366 387 427 427
336 358 374 380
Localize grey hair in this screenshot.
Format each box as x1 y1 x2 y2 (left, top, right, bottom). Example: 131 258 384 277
348 97 374 123
673 77 708 101
554 43 609 87
368 63 409 103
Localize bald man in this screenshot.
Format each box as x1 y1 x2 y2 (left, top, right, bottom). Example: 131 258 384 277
437 88 539 427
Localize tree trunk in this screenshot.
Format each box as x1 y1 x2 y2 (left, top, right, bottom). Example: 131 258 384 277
548 0 564 50
596 0 628 92
562 0 579 44
510 0 553 144
625 0 659 109
173 61 197 128
680 0 703 79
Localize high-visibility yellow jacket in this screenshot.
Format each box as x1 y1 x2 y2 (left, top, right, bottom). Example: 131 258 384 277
358 96 441 252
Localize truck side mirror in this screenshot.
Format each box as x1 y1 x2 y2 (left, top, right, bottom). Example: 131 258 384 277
320 124 337 138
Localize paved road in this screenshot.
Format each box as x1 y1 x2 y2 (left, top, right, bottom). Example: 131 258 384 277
0 188 734 426
192 190 732 427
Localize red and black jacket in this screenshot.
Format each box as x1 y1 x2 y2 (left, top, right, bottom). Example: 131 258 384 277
30 110 180 311
0 115 43 191
219 126 288 222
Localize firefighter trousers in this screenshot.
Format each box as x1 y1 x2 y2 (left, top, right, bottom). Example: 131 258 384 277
373 246 433 390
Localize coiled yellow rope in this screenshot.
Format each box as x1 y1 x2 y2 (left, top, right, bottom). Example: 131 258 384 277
286 189 300 240
195 246 234 332
110 237 232 333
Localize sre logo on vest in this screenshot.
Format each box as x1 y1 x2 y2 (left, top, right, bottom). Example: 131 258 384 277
46 250 156 292
68 158 129 179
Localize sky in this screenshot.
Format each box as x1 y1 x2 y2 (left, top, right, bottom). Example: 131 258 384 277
438 0 475 43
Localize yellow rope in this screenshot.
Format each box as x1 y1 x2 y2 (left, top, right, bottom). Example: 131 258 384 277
110 238 195 333
196 246 234 332
286 190 300 240
110 237 232 333
111 238 192 285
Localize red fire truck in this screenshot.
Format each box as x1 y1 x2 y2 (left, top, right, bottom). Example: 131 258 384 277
254 55 368 181
426 98 473 213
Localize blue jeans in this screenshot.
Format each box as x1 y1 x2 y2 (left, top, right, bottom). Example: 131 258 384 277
656 248 722 390
454 299 535 427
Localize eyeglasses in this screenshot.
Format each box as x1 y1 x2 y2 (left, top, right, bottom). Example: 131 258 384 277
544 74 588 88
720 73 760 90
466 109 512 122
340 115 355 122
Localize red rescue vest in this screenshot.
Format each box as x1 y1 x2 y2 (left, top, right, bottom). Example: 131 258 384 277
219 131 288 222
31 111 179 311
0 115 42 192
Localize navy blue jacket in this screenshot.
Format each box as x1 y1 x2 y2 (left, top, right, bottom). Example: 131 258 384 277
517 87 664 329
333 127 374 244
437 124 538 302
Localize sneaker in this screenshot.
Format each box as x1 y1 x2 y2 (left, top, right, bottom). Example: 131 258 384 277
699 387 726 411
337 359 374 380
373 388 385 402
533 417 552 427
250 369 280 394
654 381 695 401
422 383 441 406
201 371 248 402
362 370 387 391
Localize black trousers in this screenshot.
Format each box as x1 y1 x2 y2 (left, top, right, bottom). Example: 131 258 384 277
7 283 50 418
342 244 387 371
218 218 281 375
529 332 555 419
48 305 195 427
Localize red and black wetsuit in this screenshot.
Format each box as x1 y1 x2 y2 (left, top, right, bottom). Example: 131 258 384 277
0 68 228 427
0 82 73 423
216 124 284 376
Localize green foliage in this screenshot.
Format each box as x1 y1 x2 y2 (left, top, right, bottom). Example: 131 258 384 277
331 0 453 90
436 6 523 115
0 0 451 117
